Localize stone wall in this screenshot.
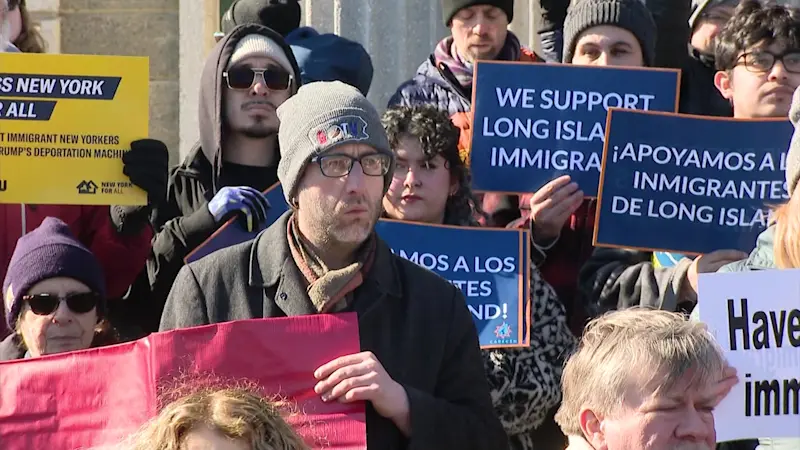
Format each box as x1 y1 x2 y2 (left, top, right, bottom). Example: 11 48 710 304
24 0 542 164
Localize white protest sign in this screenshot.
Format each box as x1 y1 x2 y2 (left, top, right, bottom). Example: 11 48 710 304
699 269 800 442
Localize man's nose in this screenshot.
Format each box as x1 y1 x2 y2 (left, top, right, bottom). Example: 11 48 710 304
251 74 269 96
345 160 367 193
674 407 714 442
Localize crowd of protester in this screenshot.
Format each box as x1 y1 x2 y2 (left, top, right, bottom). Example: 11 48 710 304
1 0 799 448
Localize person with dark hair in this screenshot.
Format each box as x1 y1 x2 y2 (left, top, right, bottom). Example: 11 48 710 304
534 0 732 116
579 0 800 342
219 0 374 95
388 0 542 116
381 105 576 450
713 0 800 118
129 24 301 334
1 217 118 361
381 105 482 226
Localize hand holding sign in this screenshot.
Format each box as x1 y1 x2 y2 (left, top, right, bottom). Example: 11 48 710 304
684 249 749 301
314 351 411 434
530 175 584 245
207 186 272 233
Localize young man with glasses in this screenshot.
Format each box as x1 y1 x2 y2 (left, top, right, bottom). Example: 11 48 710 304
160 81 508 449
714 0 800 119
129 24 302 333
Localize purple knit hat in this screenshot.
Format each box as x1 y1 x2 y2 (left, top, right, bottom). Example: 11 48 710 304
2 217 106 328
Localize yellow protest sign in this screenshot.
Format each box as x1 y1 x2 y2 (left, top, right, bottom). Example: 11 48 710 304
0 53 149 205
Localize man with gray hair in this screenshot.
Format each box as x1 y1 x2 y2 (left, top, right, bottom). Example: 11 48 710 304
555 308 738 450
160 80 508 449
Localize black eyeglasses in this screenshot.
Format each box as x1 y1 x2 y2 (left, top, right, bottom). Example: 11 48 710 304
736 50 800 73
311 153 392 178
22 292 100 316
223 66 292 91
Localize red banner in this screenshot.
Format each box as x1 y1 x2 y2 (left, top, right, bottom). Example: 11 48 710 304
0 314 366 449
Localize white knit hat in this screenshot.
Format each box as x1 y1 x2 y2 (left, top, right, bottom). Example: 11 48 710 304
228 33 294 75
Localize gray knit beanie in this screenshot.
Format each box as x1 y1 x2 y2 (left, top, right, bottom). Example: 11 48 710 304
562 0 657 66
786 86 800 195
277 81 393 204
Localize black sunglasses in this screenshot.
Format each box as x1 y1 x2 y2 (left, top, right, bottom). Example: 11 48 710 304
22 292 100 316
223 66 292 91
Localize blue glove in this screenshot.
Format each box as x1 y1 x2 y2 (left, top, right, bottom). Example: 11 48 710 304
207 186 271 232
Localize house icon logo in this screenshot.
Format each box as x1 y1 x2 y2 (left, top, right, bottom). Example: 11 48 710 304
77 180 98 195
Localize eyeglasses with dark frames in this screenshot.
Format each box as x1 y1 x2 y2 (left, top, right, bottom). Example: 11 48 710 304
735 50 800 74
311 153 392 178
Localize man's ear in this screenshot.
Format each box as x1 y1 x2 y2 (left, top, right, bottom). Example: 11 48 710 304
579 408 607 450
714 70 734 100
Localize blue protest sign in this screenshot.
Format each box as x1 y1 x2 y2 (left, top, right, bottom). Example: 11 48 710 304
469 62 680 197
375 220 529 349
595 109 792 254
185 183 290 264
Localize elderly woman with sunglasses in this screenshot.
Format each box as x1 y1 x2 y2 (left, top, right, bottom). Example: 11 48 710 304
0 217 116 360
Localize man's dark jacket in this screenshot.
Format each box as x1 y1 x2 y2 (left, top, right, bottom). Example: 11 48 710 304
126 24 302 333
159 212 509 450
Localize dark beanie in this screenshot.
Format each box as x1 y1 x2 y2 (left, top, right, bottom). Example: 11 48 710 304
562 0 656 66
3 217 106 328
441 0 514 26
221 0 301 37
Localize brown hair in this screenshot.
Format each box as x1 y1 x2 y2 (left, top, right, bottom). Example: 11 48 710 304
12 0 46 53
121 384 309 450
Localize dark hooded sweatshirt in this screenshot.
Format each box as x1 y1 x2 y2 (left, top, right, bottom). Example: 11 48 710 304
126 25 302 334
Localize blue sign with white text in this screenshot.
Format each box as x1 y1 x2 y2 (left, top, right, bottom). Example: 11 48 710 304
595 110 793 254
375 220 529 349
185 183 290 264
470 62 680 196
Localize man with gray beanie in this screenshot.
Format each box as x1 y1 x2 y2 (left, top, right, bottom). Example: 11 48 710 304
128 24 302 334
160 81 508 449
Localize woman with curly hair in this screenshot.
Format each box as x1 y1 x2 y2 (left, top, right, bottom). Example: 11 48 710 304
380 104 576 450
5 0 46 53
381 103 482 226
120 385 308 450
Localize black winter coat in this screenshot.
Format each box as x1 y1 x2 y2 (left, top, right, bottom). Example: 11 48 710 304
160 211 509 450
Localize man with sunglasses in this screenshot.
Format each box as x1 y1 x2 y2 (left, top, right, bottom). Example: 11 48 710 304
160 81 508 449
131 24 302 333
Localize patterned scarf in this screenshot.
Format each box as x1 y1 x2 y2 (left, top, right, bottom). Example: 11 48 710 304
433 31 524 88
287 215 376 313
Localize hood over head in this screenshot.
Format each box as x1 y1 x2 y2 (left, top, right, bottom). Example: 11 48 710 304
198 23 302 193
